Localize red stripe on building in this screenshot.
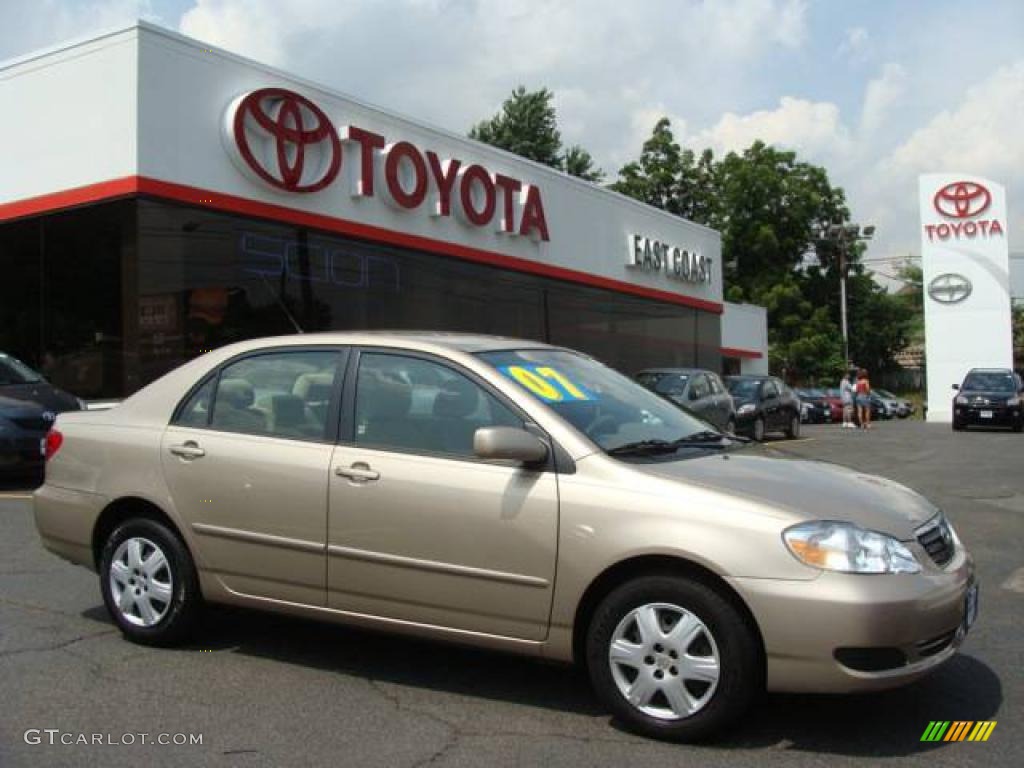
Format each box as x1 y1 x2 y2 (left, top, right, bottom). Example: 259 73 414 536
720 346 764 359
0 175 725 315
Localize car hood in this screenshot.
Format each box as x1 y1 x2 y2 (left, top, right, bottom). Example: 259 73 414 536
634 448 937 540
0 382 79 412
957 389 1017 403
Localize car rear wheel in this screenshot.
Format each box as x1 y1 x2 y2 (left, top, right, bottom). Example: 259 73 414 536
585 575 761 742
785 413 800 439
752 417 765 442
99 517 200 646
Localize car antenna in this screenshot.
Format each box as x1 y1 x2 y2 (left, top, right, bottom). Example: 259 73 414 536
256 272 305 334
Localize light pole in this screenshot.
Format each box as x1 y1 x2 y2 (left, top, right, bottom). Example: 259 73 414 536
817 222 874 367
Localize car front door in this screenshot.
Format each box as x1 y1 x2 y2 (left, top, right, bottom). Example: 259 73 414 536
687 374 714 425
161 347 344 606
760 379 781 429
326 350 559 641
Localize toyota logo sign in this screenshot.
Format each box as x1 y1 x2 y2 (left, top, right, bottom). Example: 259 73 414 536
226 88 342 193
927 273 972 304
933 181 991 219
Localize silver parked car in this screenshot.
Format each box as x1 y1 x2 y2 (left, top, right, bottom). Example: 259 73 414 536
34 333 977 742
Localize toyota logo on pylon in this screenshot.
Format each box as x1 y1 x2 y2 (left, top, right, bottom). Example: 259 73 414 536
225 88 341 193
933 181 991 219
927 273 972 304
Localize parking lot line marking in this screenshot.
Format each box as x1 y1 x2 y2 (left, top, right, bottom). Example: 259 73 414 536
0 493 33 499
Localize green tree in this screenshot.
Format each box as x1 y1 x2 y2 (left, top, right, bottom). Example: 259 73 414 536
610 118 716 224
469 86 603 181
562 144 604 182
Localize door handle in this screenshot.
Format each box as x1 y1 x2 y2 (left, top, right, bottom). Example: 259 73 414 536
170 442 206 460
335 463 380 482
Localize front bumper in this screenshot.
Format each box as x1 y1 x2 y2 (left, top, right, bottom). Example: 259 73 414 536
955 404 1022 426
728 543 975 693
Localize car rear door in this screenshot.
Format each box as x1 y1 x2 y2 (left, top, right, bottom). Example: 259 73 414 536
161 347 345 606
326 349 559 641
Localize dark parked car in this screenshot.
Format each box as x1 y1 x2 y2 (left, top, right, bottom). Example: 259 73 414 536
0 353 83 480
795 388 831 423
724 375 802 441
635 368 736 432
952 368 1023 432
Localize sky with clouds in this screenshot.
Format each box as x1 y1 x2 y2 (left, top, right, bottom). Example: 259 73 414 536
2 0 1023 284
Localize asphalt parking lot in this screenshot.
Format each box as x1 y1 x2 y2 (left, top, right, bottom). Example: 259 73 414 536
1 419 1021 767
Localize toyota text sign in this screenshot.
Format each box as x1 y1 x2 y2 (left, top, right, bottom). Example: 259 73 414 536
225 88 550 242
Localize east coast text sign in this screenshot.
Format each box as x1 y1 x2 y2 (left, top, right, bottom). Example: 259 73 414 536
919 174 1012 422
224 88 550 242
626 234 712 284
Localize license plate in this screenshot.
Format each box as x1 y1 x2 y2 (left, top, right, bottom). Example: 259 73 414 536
980 410 993 419
965 584 979 630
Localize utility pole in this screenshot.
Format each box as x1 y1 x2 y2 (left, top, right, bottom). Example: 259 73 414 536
817 222 875 368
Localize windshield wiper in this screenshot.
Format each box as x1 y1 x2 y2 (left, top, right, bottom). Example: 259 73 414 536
607 431 736 456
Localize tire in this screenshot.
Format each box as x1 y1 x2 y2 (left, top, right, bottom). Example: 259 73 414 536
725 418 736 435
952 419 963 432
99 517 200 646
785 413 800 439
585 575 761 742
1013 420 1023 433
752 417 765 442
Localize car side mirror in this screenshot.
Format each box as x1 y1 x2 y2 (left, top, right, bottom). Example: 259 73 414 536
474 427 549 464
952 384 959 390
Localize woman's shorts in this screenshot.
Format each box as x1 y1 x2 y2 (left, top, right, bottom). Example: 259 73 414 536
856 395 871 407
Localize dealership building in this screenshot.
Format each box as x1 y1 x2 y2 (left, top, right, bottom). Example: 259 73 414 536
0 23 766 400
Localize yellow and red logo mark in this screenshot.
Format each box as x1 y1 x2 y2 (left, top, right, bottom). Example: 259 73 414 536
920 721 996 742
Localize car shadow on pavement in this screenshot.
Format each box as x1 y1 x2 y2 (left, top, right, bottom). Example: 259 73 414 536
81 602 1002 755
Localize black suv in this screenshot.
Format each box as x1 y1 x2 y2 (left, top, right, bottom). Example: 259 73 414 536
0 353 83 480
635 368 736 432
952 368 1023 432
724 375 802 441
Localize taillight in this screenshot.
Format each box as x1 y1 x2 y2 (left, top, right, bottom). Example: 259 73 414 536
44 429 63 461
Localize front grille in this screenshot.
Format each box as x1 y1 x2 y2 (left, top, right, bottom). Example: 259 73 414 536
9 416 50 432
917 515 955 568
916 629 957 658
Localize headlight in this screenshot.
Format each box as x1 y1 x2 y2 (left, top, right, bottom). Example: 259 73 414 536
737 403 756 415
783 521 920 574
1008 396 1021 407
955 395 968 405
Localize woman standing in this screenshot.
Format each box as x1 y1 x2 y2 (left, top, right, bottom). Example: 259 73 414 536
856 369 872 429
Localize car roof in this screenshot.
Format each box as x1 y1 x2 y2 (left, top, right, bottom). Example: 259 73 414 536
203 330 562 355
966 368 1013 374
725 374 772 381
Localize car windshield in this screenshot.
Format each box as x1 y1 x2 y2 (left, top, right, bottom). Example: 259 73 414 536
478 349 715 453
962 371 1017 392
874 388 896 399
645 373 689 395
0 353 43 385
726 378 760 398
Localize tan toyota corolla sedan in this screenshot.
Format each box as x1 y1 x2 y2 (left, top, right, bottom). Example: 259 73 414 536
34 332 976 741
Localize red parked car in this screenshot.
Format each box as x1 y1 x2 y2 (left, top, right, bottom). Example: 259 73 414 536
822 389 846 422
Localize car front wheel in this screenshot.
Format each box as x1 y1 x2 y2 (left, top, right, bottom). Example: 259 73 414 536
585 575 761 742
99 517 200 646
785 413 800 439
752 417 765 442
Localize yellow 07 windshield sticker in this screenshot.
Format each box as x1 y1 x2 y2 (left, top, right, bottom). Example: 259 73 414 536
498 365 594 402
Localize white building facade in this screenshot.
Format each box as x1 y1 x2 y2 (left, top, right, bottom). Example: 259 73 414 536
0 24 765 398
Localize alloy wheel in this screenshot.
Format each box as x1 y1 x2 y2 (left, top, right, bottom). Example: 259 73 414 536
108 537 174 627
608 602 721 721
